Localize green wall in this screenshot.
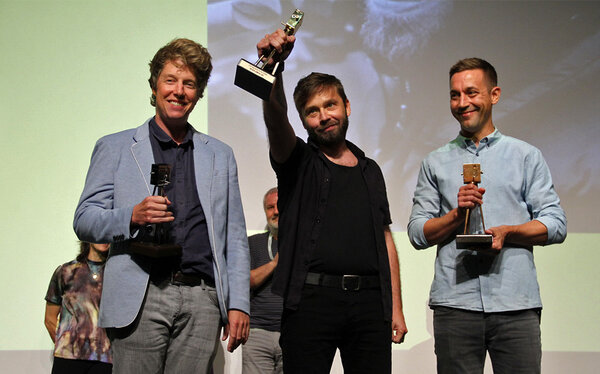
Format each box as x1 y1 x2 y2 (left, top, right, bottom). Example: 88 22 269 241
0 0 207 350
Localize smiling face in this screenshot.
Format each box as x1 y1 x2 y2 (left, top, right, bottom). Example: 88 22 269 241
450 68 500 140
301 86 351 147
153 59 199 131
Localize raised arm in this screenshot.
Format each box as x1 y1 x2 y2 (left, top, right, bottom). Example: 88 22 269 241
258 29 298 164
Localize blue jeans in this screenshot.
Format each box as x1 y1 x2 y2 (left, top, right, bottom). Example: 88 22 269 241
108 278 222 374
433 306 541 374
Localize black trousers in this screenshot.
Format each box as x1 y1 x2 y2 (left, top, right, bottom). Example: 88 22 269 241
51 357 112 374
280 284 391 374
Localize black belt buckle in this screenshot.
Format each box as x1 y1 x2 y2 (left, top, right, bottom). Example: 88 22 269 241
342 275 361 291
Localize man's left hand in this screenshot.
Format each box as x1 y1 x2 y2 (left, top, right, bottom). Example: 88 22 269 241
222 310 250 352
485 225 512 250
391 311 408 344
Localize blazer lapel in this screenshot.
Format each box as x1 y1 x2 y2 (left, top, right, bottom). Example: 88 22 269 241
131 121 154 196
193 131 214 221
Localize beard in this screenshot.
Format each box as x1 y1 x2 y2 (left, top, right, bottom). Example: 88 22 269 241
306 115 349 147
267 220 278 237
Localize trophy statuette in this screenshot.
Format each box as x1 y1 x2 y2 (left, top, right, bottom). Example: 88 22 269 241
129 164 182 258
455 163 494 252
234 9 304 100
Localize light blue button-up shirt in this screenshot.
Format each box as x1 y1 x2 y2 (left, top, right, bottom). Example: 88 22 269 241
408 130 566 312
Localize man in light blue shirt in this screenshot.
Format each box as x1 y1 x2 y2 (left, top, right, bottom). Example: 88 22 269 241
408 58 566 374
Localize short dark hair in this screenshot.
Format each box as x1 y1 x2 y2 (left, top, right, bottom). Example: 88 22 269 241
148 38 212 106
449 57 497 88
293 72 348 118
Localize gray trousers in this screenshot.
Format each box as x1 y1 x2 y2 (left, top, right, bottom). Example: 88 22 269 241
242 328 283 374
108 278 222 374
433 306 541 374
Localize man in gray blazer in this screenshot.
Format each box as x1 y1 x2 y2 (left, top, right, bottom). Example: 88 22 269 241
74 38 250 374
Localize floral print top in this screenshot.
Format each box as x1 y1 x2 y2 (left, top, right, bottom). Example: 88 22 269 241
45 260 111 363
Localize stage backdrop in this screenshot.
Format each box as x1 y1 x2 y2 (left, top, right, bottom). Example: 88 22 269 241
1 0 598 373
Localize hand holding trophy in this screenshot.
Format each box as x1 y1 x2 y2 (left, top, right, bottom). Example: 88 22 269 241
234 9 304 100
455 163 494 253
129 164 182 258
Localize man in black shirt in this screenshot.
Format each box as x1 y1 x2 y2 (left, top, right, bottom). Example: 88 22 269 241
256 29 408 373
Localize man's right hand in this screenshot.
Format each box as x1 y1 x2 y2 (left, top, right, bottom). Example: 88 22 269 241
131 196 174 226
257 29 296 67
422 184 486 245
457 184 486 214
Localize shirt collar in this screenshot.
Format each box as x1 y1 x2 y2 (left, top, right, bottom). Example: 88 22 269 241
455 128 502 149
149 117 194 146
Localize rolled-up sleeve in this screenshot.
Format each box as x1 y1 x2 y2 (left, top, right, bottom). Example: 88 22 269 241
525 149 567 245
407 158 440 250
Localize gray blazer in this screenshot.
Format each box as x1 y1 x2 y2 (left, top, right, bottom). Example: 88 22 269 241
74 119 250 328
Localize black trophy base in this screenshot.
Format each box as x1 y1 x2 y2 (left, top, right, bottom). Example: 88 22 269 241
234 59 276 100
129 242 182 258
456 234 494 253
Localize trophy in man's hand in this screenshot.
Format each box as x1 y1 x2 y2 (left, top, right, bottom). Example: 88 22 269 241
455 163 494 252
234 9 304 100
129 164 182 258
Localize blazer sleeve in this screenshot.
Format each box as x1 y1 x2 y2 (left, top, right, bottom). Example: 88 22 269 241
224 148 251 314
73 136 137 244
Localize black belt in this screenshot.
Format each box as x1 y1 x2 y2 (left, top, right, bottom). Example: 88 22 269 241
151 269 215 287
172 272 215 287
305 272 380 291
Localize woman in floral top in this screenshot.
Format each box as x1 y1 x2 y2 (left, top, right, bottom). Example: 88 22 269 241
44 241 112 373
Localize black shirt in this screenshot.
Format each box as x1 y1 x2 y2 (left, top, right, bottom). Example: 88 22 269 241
148 118 214 280
310 158 379 275
271 137 393 321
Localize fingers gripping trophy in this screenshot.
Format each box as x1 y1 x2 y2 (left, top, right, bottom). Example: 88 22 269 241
455 163 494 252
129 164 182 258
234 9 304 100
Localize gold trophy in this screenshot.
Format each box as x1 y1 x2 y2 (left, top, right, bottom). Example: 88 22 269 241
234 9 304 100
455 163 494 252
129 164 182 258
